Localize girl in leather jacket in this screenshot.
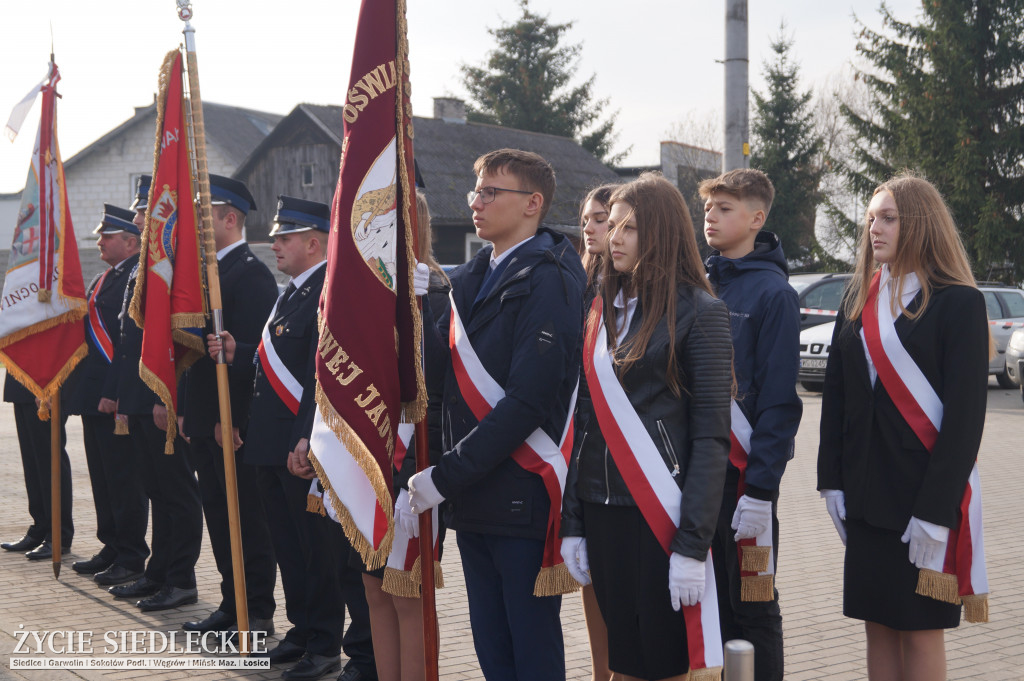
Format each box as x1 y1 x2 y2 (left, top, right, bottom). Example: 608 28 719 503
561 174 733 681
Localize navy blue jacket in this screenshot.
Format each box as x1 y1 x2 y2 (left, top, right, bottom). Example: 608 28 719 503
705 231 802 497
112 264 160 415
426 228 586 539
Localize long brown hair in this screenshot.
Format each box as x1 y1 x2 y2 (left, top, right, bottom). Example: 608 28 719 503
415 190 449 284
578 183 620 284
597 173 713 396
844 173 978 322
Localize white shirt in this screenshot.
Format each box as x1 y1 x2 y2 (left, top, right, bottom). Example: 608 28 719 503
613 289 639 346
490 235 535 271
860 266 921 385
287 260 326 295
216 239 246 261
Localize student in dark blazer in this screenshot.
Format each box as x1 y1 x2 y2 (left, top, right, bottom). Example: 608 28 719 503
66 204 150 585
180 175 278 636
817 174 989 681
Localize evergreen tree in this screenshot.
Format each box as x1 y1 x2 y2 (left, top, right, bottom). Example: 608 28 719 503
460 0 626 164
841 0 1024 281
751 29 824 267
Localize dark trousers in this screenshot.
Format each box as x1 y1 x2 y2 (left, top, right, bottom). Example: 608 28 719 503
711 475 784 681
12 402 73 547
190 435 276 618
81 414 149 571
129 415 203 588
457 532 564 681
258 466 344 656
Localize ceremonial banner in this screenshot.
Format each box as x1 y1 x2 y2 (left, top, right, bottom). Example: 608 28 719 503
308 0 425 569
129 49 206 452
0 61 87 408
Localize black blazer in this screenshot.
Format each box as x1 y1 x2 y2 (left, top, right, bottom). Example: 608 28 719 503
817 284 988 532
67 256 138 416
113 267 158 415
243 262 325 467
181 242 277 439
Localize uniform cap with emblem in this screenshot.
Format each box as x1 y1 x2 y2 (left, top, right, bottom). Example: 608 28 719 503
130 174 152 212
269 195 330 236
208 174 257 215
93 204 141 236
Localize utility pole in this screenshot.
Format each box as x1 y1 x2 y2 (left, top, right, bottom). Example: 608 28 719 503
724 0 749 171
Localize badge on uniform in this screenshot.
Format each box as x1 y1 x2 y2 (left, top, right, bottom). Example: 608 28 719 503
275 325 284 336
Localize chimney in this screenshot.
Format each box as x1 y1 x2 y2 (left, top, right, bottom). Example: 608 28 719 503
433 97 466 124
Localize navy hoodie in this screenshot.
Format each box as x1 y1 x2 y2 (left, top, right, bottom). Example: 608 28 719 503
705 231 802 497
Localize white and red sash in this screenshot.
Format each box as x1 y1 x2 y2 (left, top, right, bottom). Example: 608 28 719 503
448 293 579 597
862 270 988 622
86 269 114 364
728 401 776 602
583 298 723 679
257 295 302 415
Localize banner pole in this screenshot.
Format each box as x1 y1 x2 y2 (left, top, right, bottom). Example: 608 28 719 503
414 419 439 679
178 0 250 654
50 387 61 579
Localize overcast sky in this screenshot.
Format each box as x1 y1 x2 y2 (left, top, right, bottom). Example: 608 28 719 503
0 0 923 194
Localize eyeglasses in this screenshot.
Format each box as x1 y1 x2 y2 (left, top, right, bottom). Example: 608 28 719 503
466 186 533 206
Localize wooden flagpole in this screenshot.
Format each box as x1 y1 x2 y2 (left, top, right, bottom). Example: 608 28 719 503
413 419 439 679
50 388 61 578
177 0 250 654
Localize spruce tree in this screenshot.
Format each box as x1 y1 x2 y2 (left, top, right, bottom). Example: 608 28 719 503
460 0 625 164
841 0 1024 281
751 29 824 267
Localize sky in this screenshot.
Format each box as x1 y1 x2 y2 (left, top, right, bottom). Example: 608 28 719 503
0 0 924 195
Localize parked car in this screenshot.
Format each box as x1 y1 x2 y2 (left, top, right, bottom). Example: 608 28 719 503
980 283 1024 388
1003 327 1024 403
793 273 852 330
789 272 831 294
798 321 834 392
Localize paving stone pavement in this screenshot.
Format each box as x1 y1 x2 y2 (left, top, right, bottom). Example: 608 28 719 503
0 369 1021 680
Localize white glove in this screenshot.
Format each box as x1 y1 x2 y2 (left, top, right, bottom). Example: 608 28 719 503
394 489 419 539
413 262 430 296
901 516 949 569
731 495 773 540
408 466 445 514
821 489 847 545
559 536 591 586
668 553 706 610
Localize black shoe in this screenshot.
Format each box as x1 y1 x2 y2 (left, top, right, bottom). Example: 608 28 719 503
25 541 67 560
2 534 44 552
336 666 370 681
72 553 115 575
283 654 340 681
137 585 199 612
182 609 235 633
93 565 144 585
256 639 306 664
109 576 163 599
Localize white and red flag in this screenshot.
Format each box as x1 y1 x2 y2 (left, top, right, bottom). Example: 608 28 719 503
0 61 87 410
308 0 425 569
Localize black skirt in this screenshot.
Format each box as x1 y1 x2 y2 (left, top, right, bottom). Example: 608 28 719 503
584 502 691 679
844 517 961 630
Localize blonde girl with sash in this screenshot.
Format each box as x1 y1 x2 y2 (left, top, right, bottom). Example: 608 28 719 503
818 174 990 681
561 174 733 681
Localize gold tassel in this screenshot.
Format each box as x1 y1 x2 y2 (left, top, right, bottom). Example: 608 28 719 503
741 574 775 602
533 563 581 597
741 545 770 573
114 417 130 436
688 665 723 681
915 569 960 604
37 289 51 303
306 494 326 517
382 567 420 598
408 556 444 591
962 593 989 623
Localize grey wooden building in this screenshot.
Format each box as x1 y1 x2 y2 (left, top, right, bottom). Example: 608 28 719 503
233 98 620 264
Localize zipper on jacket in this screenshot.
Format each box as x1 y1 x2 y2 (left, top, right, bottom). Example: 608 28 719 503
603 445 611 504
656 420 681 477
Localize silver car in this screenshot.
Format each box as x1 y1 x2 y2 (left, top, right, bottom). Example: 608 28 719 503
1004 327 1024 403
980 285 1024 388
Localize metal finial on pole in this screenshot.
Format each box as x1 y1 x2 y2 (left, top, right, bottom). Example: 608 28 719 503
176 0 193 22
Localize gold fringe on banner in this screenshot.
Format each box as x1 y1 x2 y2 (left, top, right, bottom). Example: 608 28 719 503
741 574 775 602
37 290 51 303
138 363 178 454
687 664 723 681
741 544 770 573
114 416 130 436
1 343 87 421
309 382 394 571
962 593 989 623
306 493 326 517
409 556 444 590
915 568 960 604
382 566 419 598
533 562 580 597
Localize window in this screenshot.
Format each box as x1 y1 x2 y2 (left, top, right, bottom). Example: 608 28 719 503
465 233 488 261
983 291 1002 320
301 164 314 187
996 291 1024 319
803 280 847 312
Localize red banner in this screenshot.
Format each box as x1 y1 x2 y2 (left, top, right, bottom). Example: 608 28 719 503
129 49 205 451
0 62 86 409
308 0 425 569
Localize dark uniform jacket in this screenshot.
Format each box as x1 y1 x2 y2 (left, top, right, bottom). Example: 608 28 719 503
112 264 159 415
243 262 325 467
561 285 734 561
426 228 586 540
67 256 138 416
182 242 277 439
817 284 988 532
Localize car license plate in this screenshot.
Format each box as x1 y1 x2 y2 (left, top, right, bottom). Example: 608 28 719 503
801 358 827 369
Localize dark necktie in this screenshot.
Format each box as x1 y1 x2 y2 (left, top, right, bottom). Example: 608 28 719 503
282 282 297 304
